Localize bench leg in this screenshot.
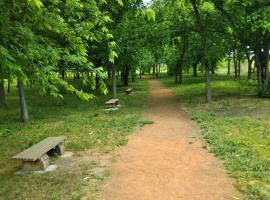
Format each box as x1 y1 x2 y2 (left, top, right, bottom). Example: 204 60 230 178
106 104 116 108
55 144 65 155
22 154 50 170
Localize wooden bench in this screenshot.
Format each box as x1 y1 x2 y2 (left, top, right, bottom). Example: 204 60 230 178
105 99 119 108
125 88 133 95
13 136 66 170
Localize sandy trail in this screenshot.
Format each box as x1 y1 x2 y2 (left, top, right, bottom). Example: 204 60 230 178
100 80 239 200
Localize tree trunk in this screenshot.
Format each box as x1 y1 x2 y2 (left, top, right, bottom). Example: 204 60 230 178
168 66 173 76
61 69 65 80
152 65 155 75
248 59 252 80
175 65 180 83
179 64 183 84
8 78 11 93
190 0 211 102
205 60 212 102
193 63 198 77
0 80 5 108
18 80 29 122
211 63 215 75
227 54 231 77
139 69 142 78
262 37 270 85
95 74 100 92
233 49 237 77
132 70 135 82
123 67 129 86
255 45 267 96
255 53 262 95
245 51 253 80
155 64 159 78
237 58 241 77
112 65 117 99
176 35 188 83
76 72 80 80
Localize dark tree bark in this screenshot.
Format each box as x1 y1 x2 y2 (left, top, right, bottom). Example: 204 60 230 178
245 51 253 80
76 72 80 79
227 54 231 77
155 64 159 78
179 64 183 84
205 60 212 102
175 64 183 84
168 65 173 76
132 70 136 82
8 79 11 93
152 65 155 75
247 58 253 80
233 49 237 77
192 55 201 77
112 65 117 99
193 63 198 77
237 58 241 77
95 74 100 92
175 65 180 83
211 63 215 75
255 35 270 96
248 61 252 80
61 69 65 80
0 80 5 108
175 35 188 84
123 67 129 86
18 80 29 122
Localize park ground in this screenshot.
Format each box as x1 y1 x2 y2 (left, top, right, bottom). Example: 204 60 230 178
0 72 270 200
0 80 149 199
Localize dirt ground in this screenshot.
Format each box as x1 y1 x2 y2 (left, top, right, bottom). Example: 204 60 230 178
100 80 240 200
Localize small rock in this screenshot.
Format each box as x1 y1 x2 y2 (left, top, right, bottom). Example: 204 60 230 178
34 165 58 174
83 177 90 181
61 152 74 158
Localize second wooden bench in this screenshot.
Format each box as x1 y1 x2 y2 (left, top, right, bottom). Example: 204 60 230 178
105 99 119 108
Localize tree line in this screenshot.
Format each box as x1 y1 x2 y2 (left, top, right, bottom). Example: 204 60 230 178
1 0 269 121
134 0 270 102
0 0 155 122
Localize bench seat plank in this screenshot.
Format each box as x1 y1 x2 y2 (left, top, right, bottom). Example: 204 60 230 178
125 88 133 95
13 136 66 161
105 99 119 105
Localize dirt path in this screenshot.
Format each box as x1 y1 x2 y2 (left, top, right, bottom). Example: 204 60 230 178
100 80 239 200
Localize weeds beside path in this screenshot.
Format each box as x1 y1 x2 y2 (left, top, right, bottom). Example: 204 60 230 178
161 74 270 200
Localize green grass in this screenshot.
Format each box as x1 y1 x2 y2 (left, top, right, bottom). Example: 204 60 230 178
0 79 148 200
161 74 270 200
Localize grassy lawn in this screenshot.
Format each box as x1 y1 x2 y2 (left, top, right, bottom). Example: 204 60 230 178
0 79 148 200
161 74 270 200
